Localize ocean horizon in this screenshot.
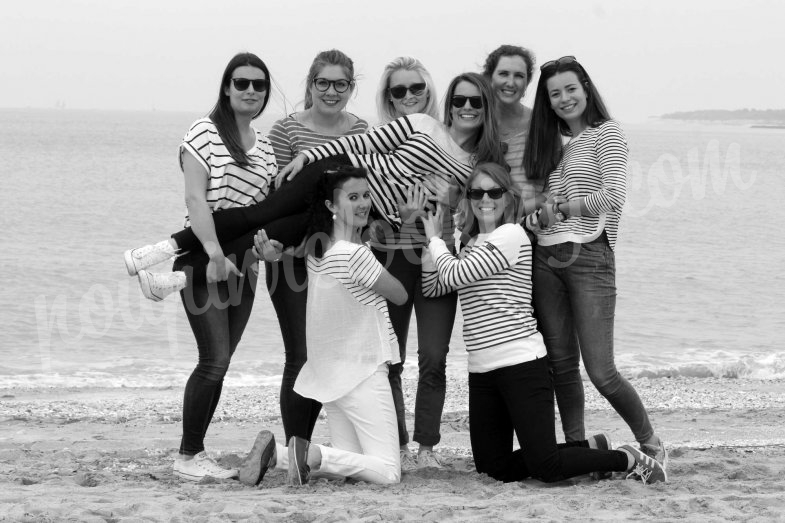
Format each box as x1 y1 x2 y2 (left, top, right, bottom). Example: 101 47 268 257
1 108 783 388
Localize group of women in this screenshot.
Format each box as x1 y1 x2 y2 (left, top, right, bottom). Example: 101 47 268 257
122 45 668 486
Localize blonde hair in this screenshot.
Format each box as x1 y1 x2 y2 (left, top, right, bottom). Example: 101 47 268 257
375 56 439 124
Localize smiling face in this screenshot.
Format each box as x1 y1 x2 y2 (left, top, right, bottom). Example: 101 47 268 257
449 81 484 135
327 177 372 229
546 71 588 129
490 55 528 107
469 172 509 233
310 64 353 116
224 65 268 117
388 69 428 117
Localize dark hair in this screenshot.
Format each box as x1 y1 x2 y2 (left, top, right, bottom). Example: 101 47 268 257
306 164 369 258
208 53 271 166
304 49 356 110
523 58 611 180
482 45 536 88
457 162 520 240
442 72 506 166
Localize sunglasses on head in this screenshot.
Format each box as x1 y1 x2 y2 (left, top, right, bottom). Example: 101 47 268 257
540 55 578 72
231 78 268 92
312 78 352 93
389 83 426 99
450 95 483 109
467 187 506 200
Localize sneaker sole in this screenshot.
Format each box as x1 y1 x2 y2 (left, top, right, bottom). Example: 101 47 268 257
124 250 139 276
137 271 162 302
239 431 275 486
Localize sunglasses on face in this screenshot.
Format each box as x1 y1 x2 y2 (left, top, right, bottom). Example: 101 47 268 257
540 55 578 72
389 83 427 99
450 95 483 110
231 78 268 92
467 187 506 200
312 78 352 93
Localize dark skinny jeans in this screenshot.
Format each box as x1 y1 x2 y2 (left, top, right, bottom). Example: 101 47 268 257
373 247 457 447
469 357 629 482
176 261 256 456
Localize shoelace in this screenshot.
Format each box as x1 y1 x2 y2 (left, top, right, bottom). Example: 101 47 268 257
626 464 652 485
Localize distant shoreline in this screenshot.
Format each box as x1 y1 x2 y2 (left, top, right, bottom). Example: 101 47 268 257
658 109 785 128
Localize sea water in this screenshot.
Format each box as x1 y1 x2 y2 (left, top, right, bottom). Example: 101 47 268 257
1 108 783 388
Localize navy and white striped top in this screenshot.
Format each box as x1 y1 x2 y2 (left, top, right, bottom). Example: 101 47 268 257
179 118 277 226
537 120 628 250
267 114 368 170
301 113 474 249
422 223 546 372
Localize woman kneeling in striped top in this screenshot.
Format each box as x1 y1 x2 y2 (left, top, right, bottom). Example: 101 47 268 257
421 163 666 484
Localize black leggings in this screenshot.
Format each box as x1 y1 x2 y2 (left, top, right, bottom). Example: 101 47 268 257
173 155 352 281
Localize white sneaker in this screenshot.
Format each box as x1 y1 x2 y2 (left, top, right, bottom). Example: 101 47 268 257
137 270 186 301
173 451 238 482
400 449 418 473
416 450 442 470
124 240 176 276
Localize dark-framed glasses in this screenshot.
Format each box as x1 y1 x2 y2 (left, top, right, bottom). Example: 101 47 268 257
312 78 352 93
450 95 483 109
467 188 506 200
231 78 268 92
540 55 578 72
389 83 427 99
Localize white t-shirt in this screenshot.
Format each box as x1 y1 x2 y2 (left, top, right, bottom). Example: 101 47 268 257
294 241 399 403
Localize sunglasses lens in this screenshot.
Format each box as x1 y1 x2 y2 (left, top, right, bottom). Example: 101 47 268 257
468 188 505 200
450 96 466 108
488 189 505 199
468 97 483 109
410 83 426 95
251 80 267 92
467 189 483 200
389 86 406 99
540 55 578 72
451 96 483 109
232 79 250 91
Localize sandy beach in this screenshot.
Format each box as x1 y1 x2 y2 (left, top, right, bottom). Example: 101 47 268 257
2 376 784 522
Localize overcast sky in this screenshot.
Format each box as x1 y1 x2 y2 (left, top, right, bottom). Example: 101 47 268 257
2 0 781 123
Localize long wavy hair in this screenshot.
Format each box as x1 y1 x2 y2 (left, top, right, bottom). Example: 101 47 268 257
482 44 536 90
208 52 271 166
457 162 521 241
523 57 610 180
376 56 440 124
442 72 505 166
303 49 356 110
305 164 370 258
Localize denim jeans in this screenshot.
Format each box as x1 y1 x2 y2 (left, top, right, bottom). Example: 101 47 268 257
265 257 322 442
372 247 457 447
178 270 256 455
532 233 654 444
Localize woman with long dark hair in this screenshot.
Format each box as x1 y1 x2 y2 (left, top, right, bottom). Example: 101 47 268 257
125 52 276 481
523 56 668 468
421 162 666 484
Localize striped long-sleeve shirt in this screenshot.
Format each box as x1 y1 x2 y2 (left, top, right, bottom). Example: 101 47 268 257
422 223 546 373
267 114 368 170
537 120 628 250
301 113 474 248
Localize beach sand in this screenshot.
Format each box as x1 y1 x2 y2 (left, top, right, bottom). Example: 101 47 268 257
2 377 784 522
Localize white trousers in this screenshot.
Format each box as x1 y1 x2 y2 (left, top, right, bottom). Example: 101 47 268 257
274 366 401 484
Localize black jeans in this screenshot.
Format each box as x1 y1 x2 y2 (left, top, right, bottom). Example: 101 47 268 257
469 357 628 482
373 247 457 447
265 257 321 441
177 268 256 455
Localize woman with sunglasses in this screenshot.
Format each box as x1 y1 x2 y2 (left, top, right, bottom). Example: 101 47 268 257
372 57 454 470
483 45 541 207
128 53 277 482
523 56 668 469
419 162 666 484
124 74 503 468
264 49 368 449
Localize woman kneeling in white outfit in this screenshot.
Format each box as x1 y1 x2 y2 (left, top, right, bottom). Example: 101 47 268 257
239 165 407 486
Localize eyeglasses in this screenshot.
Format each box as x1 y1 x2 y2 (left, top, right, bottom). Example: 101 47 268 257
231 78 268 92
389 83 427 99
312 78 352 93
450 95 483 109
467 188 506 200
540 55 578 72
